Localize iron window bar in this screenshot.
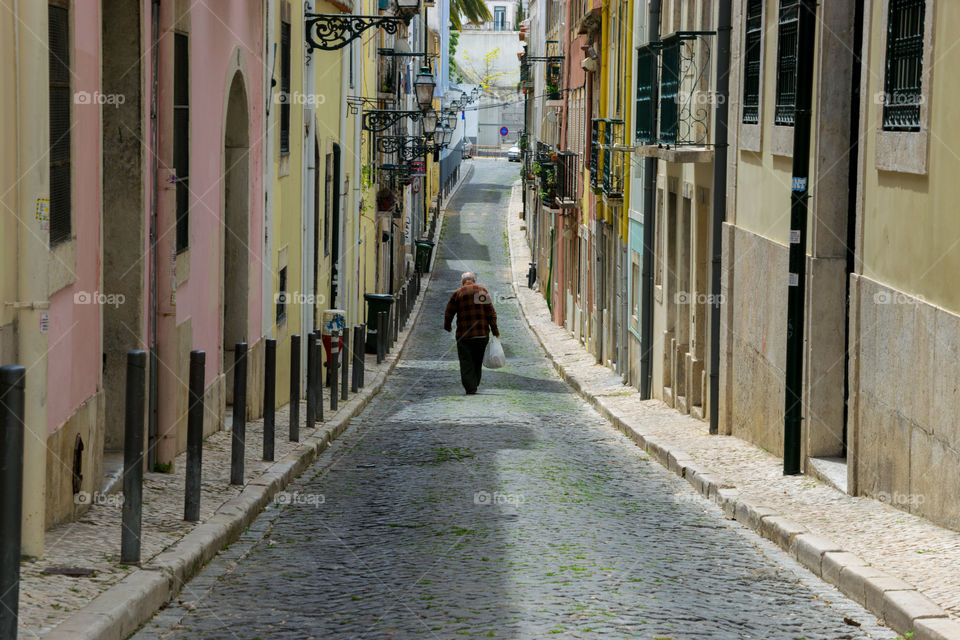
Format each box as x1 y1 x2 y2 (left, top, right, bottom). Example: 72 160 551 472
742 0 763 125
556 151 580 208
774 0 800 126
882 0 925 131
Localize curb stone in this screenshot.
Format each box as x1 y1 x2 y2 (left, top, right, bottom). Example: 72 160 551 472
43 180 459 640
503 181 958 640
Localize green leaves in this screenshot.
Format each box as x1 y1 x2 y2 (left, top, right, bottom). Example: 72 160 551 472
450 0 492 30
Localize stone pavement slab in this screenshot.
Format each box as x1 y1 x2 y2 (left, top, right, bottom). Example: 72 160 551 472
505 180 960 640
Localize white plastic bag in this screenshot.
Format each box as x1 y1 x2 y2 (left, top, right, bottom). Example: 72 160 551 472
483 336 506 369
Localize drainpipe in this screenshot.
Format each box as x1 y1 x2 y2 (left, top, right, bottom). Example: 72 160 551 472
783 0 818 475
304 0 316 338
708 0 731 435
148 0 160 469
638 0 660 400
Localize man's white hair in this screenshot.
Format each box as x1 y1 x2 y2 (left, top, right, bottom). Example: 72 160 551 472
461 272 476 283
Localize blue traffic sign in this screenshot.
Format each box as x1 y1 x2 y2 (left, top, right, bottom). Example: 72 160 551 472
500 126 509 136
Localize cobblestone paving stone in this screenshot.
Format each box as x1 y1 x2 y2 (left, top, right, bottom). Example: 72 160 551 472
134 161 897 640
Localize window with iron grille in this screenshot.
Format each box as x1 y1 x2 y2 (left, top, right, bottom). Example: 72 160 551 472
883 0 925 131
48 1 71 246
635 46 656 143
659 36 680 143
280 18 291 154
774 0 799 126
174 33 190 252
742 0 763 124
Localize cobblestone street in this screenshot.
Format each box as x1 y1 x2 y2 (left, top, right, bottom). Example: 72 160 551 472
133 161 896 640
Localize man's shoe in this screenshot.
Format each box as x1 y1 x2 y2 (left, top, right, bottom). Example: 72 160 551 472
465 389 477 395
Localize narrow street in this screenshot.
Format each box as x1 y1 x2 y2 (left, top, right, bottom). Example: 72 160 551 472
133 161 894 640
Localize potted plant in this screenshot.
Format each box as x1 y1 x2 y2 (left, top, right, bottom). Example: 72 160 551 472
546 84 561 101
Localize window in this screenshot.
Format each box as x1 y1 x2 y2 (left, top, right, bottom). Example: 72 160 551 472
280 18 291 154
276 266 287 323
635 45 656 143
48 1 71 245
494 6 506 30
774 0 799 126
883 0 925 131
173 33 189 251
742 0 763 124
324 152 333 257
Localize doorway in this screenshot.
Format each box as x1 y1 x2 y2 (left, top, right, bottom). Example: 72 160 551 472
223 72 249 404
101 0 143 481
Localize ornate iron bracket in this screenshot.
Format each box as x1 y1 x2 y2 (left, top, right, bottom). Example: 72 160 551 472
362 109 422 133
305 14 403 51
346 96 389 116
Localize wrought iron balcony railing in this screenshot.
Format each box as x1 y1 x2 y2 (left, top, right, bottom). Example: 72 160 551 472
555 151 579 208
600 119 624 202
658 31 714 146
589 119 600 190
634 31 715 147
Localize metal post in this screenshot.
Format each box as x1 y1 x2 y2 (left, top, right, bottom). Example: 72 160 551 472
783 0 818 476
359 324 367 388
184 350 205 522
341 328 349 401
289 334 300 442
0 365 25 639
121 352 147 563
263 339 276 461
305 333 316 428
377 311 386 363
329 329 339 412
230 342 247 485
352 325 363 392
314 330 324 422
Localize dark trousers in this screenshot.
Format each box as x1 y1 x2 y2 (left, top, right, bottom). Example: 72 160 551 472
456 336 489 392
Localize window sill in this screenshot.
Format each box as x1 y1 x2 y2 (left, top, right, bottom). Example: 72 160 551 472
875 128 928 175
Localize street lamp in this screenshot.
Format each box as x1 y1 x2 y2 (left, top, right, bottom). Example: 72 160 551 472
414 65 436 111
421 109 438 137
439 124 453 146
443 110 458 130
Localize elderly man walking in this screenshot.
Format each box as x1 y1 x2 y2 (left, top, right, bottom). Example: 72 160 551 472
444 272 500 394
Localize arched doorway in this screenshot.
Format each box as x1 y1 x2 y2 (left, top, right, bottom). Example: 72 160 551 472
223 71 249 404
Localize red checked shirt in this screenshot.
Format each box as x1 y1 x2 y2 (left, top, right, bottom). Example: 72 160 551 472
444 283 500 340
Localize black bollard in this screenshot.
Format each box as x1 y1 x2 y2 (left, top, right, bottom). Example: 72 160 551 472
230 342 247 485
376 311 386 364
314 330 324 422
305 333 316 428
341 328 349 402
121 351 147 563
0 365 25 639
351 325 362 393
184 350 205 522
329 329 339 412
358 324 367 388
289 335 300 442
263 339 276 462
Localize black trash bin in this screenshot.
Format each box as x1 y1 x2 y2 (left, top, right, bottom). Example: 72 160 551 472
364 293 395 354
415 240 436 274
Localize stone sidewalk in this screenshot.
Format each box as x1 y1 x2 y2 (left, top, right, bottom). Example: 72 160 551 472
506 183 960 640
16 165 471 640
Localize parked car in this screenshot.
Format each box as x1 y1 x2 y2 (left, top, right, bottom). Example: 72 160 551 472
507 145 521 162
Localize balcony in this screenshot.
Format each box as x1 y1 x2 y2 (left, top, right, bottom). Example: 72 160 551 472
633 31 716 164
534 142 559 211
555 151 579 209
589 119 624 205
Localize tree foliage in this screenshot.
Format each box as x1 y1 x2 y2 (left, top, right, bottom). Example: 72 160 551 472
450 0 492 30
